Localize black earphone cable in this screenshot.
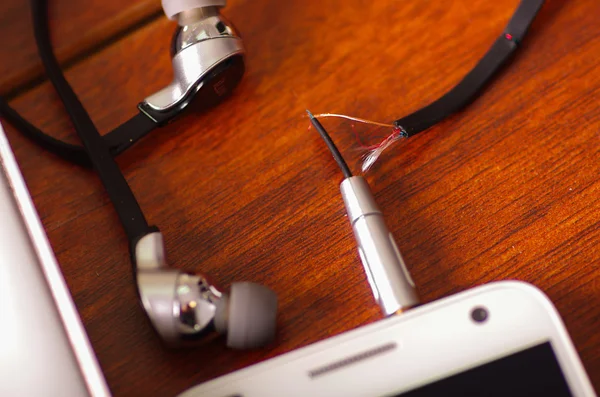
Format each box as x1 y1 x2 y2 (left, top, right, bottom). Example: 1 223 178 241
394 0 544 136
0 97 157 168
104 113 159 155
30 0 154 249
307 110 352 178
0 96 91 165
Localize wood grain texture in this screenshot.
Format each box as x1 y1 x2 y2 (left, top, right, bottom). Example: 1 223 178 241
0 0 161 95
2 0 600 395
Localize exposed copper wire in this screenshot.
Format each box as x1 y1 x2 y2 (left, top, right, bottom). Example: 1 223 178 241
361 127 405 173
312 113 395 128
309 112 406 174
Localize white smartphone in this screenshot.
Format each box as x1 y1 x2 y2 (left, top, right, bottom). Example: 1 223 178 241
179 281 596 397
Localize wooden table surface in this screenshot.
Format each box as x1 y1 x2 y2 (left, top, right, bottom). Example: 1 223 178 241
2 0 599 395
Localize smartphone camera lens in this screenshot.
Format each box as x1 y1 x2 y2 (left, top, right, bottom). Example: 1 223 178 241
471 307 489 324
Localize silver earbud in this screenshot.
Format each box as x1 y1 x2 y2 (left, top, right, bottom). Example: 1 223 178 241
141 1 245 121
133 1 276 349
135 232 278 349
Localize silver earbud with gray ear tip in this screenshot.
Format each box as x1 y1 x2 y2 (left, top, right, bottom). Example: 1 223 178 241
135 232 278 349
133 0 277 350
140 0 245 123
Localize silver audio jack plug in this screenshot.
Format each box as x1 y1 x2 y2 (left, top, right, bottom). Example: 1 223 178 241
341 176 419 315
307 110 419 316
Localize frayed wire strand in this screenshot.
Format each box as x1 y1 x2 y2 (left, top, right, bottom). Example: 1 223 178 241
311 113 396 149
361 126 406 173
312 113 395 128
308 112 407 173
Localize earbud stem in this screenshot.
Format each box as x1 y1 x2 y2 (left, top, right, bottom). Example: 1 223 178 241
162 0 226 20
176 6 219 26
135 232 168 270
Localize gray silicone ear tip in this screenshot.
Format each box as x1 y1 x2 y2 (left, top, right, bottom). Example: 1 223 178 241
226 282 278 349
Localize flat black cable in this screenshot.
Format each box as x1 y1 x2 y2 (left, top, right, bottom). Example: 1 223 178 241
103 113 158 155
395 0 545 137
0 96 91 166
0 97 158 168
307 110 352 178
31 0 154 248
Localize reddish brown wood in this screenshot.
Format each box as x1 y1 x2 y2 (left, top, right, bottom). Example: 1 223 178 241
0 0 160 95
2 0 600 395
